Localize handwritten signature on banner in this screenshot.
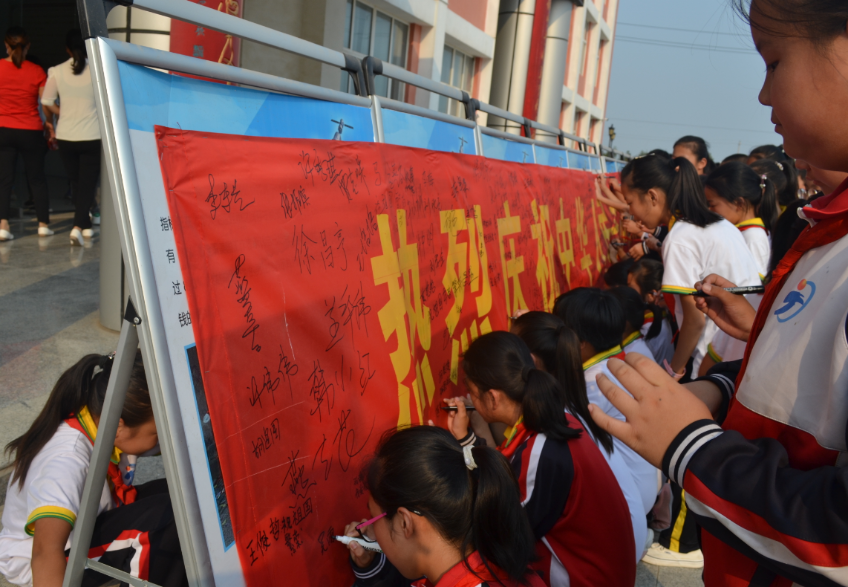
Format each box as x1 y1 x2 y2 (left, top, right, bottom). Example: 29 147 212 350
156 127 619 587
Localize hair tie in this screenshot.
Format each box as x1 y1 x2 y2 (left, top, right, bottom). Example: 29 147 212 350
521 366 535 382
462 445 477 471
92 352 116 380
759 174 768 191
775 161 784 171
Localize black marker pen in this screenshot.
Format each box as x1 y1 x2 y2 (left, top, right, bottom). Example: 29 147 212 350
690 285 765 297
440 405 476 412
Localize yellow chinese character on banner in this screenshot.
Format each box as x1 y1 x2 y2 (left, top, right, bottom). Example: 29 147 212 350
555 198 576 288
441 205 493 384
371 210 436 428
574 197 593 272
497 202 527 317
530 200 560 312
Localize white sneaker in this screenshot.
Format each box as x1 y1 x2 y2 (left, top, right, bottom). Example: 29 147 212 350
82 228 94 238
38 226 54 236
70 228 83 246
641 543 704 568
0 228 13 241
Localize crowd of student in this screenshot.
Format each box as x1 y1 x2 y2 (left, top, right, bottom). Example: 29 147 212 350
2 1 848 587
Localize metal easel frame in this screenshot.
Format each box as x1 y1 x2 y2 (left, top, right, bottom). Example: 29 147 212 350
66 2 628 586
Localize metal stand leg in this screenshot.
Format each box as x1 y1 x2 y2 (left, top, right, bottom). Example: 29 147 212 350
63 299 160 587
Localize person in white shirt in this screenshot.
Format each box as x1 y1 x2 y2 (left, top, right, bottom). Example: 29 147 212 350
703 161 777 278
510 311 650 560
554 289 660 524
607 286 660 364
41 29 101 246
626 259 675 367
620 154 761 378
0 352 186 587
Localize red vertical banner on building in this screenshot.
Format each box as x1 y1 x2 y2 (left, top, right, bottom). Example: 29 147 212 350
169 0 242 69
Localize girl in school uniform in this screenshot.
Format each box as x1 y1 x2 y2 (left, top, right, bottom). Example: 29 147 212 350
626 259 675 366
703 161 778 278
510 311 649 562
445 332 636 587
620 154 761 377
343 426 545 587
607 286 662 363
0 352 186 587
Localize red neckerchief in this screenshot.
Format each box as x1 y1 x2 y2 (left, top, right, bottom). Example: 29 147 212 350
735 180 848 389
65 414 138 506
497 421 532 461
411 552 539 587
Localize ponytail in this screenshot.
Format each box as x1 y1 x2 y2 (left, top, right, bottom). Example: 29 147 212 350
463 331 580 442
4 26 29 69
66 29 87 75
705 161 778 232
668 157 721 227
511 312 614 454
366 427 538 585
5 350 150 489
607 286 662 341
621 153 721 228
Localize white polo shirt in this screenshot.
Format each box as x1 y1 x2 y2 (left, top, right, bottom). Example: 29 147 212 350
736 218 770 278
661 218 761 373
0 417 113 587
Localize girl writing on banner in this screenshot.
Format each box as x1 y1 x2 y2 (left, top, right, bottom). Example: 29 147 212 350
509 311 649 562
342 426 545 587
0 351 187 587
446 331 636 586
619 152 761 379
587 2 848 584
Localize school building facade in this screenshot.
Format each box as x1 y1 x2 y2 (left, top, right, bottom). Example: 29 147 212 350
105 0 619 148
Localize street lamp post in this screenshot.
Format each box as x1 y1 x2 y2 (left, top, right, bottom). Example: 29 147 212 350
608 124 616 152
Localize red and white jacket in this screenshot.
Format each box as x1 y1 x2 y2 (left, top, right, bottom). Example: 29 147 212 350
497 417 636 587
665 180 848 586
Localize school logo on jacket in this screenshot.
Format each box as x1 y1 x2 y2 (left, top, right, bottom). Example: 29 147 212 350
774 279 816 323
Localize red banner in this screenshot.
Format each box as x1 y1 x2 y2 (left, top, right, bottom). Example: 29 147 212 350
156 127 619 586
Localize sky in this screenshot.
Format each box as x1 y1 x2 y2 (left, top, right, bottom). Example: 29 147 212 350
603 0 783 161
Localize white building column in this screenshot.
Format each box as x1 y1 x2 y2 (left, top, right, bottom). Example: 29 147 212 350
487 0 536 134
536 0 573 143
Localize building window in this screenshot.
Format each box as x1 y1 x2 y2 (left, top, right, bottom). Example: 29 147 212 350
341 0 409 100
438 46 475 116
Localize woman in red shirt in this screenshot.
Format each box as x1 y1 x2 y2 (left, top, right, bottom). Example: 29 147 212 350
0 27 53 241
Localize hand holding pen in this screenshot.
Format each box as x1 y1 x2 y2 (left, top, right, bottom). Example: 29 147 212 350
692 274 759 342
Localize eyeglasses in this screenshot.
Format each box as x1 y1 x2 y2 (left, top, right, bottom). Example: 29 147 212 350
354 509 424 543
354 513 386 543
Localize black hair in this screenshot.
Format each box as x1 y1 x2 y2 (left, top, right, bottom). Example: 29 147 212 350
553 287 625 353
621 154 722 228
607 286 663 341
750 158 788 199
768 199 811 275
5 26 29 68
66 29 86 75
366 427 538 584
510 312 614 455
721 153 749 165
603 258 634 288
733 0 848 48
749 145 800 206
6 351 150 490
647 148 672 159
462 331 580 443
704 161 779 232
627 258 663 296
674 136 716 175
